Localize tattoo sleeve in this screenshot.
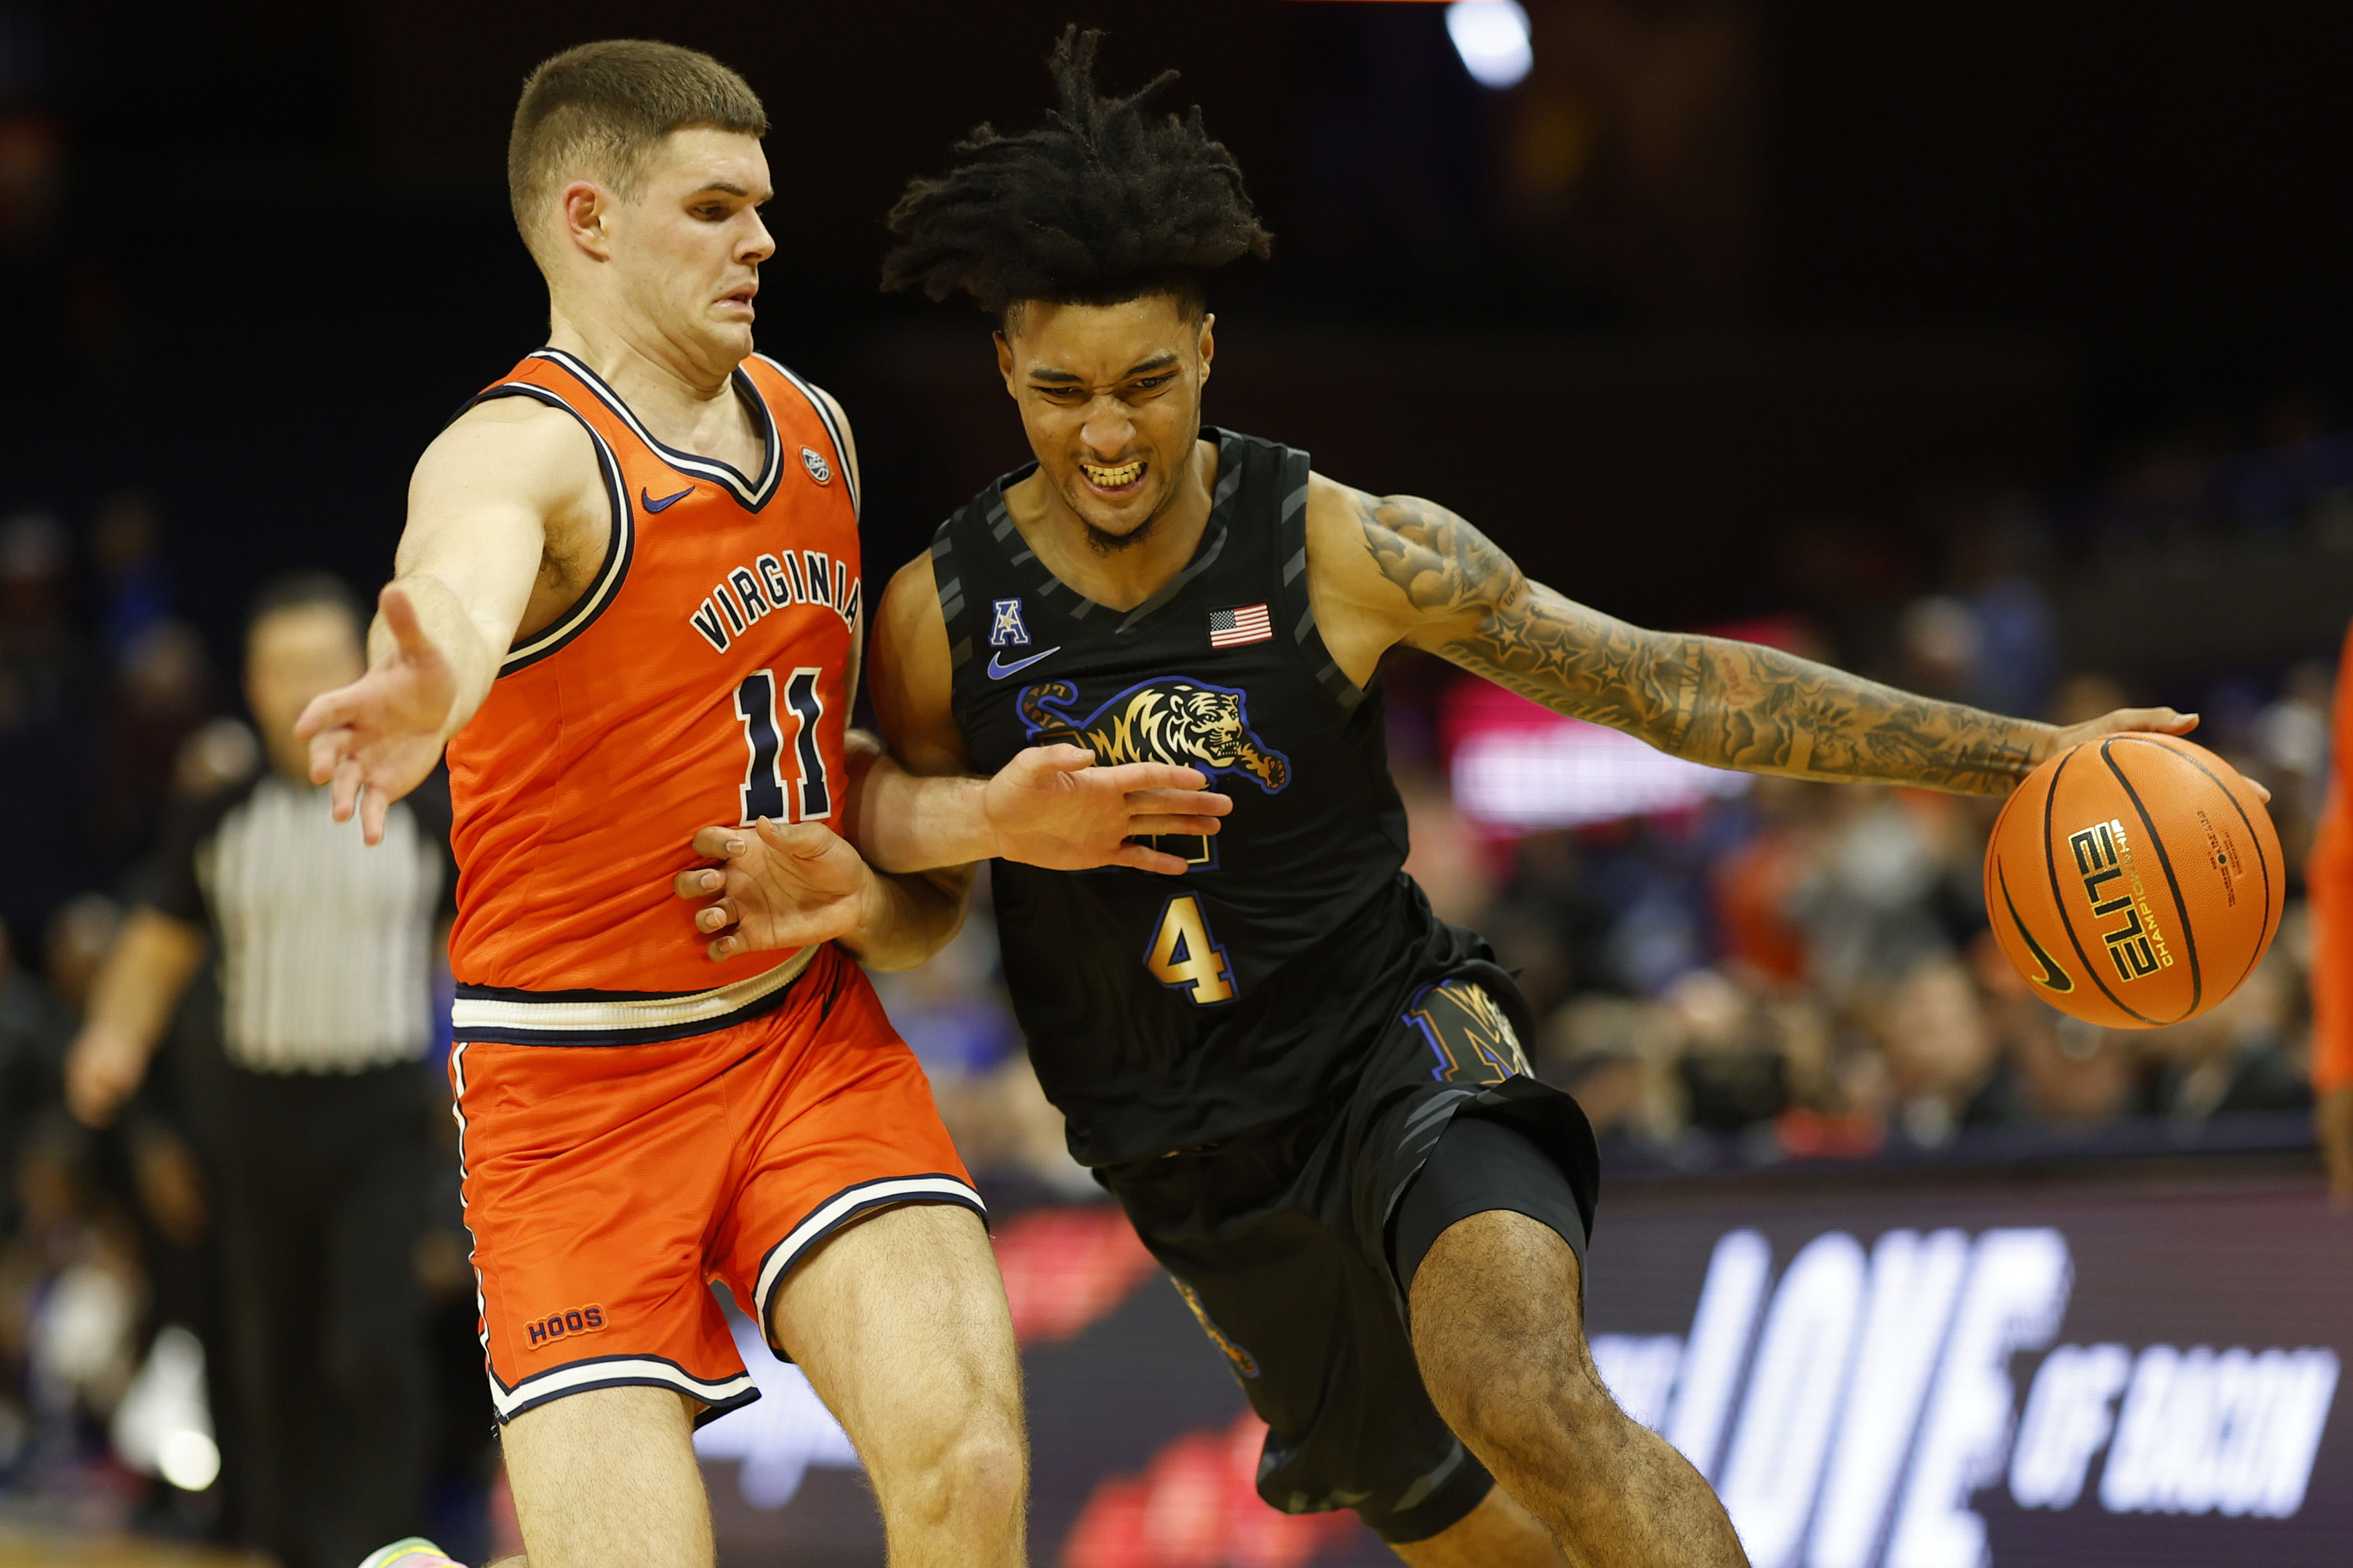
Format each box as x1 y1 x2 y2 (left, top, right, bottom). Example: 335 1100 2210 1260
1358 493 2054 794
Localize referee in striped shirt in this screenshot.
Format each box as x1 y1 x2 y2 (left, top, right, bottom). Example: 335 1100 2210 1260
67 573 453 1568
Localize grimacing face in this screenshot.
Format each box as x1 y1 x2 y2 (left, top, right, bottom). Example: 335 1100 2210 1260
247 606 365 781
995 295 1214 550
572 127 775 375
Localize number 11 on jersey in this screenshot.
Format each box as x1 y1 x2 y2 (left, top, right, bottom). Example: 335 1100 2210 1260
1146 894 1237 1005
733 668 831 826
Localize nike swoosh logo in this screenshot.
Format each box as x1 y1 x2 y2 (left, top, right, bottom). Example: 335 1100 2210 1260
986 646 1060 679
642 486 694 513
1996 863 2074 994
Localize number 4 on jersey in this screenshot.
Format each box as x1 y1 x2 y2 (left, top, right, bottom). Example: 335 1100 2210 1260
733 668 830 826
1146 894 1236 1005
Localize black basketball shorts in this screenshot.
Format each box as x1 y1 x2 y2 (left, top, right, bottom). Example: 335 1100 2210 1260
1097 964 1602 1544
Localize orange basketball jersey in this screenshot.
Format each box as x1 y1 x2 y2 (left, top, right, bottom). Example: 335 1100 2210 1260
445 347 860 1042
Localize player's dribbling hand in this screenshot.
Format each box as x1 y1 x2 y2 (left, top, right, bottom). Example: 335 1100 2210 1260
2039 707 2273 802
984 744 1234 875
294 584 458 844
675 819 878 960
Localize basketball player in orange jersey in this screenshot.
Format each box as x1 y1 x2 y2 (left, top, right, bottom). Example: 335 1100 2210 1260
2304 613 2353 1205
680 32 2216 1568
295 41 1228 1568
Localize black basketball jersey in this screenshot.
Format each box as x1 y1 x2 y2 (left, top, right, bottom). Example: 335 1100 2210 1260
935 427 1498 1165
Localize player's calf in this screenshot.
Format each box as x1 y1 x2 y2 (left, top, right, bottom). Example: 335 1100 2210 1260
1408 1209 1750 1568
1386 1484 1571 1567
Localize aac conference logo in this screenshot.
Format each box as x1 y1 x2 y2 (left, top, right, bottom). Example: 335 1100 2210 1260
1590 1228 2341 1568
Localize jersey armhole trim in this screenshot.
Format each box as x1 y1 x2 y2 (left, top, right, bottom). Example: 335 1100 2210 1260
465 385 636 677
1276 448 1367 714
931 524 979 738
755 353 861 520
931 525 975 672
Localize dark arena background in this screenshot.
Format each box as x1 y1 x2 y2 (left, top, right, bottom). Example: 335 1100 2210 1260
2 2 2349 1566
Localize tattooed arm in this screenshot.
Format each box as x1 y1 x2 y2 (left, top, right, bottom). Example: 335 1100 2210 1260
1306 478 2193 796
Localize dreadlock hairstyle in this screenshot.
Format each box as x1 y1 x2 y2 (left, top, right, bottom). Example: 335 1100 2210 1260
881 27 1272 327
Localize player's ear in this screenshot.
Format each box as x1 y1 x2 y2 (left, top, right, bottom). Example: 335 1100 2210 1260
1197 312 1215 380
560 180 612 260
994 330 1016 395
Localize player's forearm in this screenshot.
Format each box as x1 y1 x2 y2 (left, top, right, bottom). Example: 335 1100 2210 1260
837 867 973 971
849 743 999 874
1670 634 2055 794
1437 576 2052 795
374 570 500 739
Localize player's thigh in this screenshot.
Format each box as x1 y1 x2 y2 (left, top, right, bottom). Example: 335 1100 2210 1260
498 1384 713 1568
1388 1483 1568 1568
766 1200 1024 1483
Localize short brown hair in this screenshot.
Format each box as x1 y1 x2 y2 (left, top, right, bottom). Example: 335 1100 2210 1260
508 39 767 260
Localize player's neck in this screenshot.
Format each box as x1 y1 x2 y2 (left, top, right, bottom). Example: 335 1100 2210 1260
1008 438 1219 613
545 308 760 467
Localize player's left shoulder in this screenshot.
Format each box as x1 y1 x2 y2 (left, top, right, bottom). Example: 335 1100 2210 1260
1302 470 1421 612
1301 470 1370 561
746 354 863 500
1296 471 1437 679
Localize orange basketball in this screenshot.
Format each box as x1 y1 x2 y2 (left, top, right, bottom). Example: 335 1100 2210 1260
1983 733 2284 1029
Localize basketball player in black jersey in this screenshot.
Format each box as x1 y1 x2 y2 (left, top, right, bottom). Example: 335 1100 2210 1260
675 31 2196 1567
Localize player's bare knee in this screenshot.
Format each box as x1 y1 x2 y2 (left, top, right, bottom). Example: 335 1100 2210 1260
861 1363 1016 1514
1423 1328 1618 1482
874 1392 1025 1533
1415 1301 1563 1419
943 1415 1026 1527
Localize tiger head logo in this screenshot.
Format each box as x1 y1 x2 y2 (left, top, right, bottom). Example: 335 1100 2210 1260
1018 678 1290 792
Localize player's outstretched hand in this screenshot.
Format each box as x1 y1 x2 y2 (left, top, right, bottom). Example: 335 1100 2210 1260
675 819 878 961
294 584 458 844
984 744 1234 876
2047 704 2198 752
2040 706 2273 802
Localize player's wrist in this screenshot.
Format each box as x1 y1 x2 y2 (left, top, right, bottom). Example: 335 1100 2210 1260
2019 720 2068 763
973 771 1027 863
845 855 895 952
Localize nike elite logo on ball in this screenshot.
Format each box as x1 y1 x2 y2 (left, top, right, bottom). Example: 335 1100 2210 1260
643 486 695 512
988 646 1059 679
1997 864 2075 993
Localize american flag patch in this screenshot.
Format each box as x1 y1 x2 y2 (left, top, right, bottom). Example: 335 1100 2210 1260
1208 604 1274 648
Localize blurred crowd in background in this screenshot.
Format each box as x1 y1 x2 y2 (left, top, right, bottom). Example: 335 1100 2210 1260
2 402 2347 1554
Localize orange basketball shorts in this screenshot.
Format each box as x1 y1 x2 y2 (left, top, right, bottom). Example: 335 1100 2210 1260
450 942 980 1425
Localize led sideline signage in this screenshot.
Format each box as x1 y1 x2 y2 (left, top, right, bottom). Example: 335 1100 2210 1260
1593 1226 2337 1568
696 1165 2347 1566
